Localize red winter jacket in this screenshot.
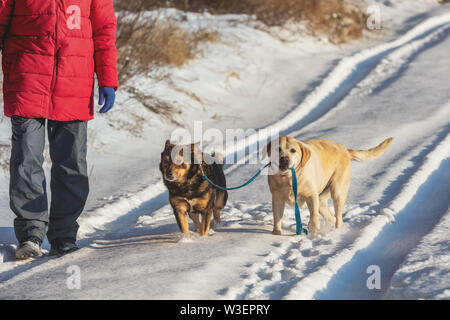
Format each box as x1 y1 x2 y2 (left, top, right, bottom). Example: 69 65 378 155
0 0 118 121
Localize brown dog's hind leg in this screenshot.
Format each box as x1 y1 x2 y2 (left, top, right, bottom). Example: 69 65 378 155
213 208 221 225
189 212 201 233
200 209 213 236
213 192 225 224
212 191 227 228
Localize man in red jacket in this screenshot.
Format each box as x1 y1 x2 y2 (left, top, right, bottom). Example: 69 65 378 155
0 0 118 259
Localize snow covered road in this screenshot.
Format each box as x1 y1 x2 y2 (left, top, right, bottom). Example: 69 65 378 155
1 6 449 300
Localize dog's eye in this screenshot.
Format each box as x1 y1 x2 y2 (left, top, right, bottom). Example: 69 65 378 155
290 148 296 153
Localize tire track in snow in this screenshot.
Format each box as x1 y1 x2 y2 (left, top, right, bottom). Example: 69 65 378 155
316 159 450 299
287 23 450 139
220 225 361 300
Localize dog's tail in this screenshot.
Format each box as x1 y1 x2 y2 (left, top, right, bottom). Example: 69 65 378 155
348 137 393 162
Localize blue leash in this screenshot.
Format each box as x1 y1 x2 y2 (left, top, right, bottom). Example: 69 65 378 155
201 162 307 236
201 162 272 191
290 167 308 236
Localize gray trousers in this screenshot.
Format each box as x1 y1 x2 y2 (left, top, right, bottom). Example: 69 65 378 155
10 116 89 244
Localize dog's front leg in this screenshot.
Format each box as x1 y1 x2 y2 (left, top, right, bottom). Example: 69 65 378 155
272 193 285 235
189 212 201 233
306 193 320 235
177 210 190 237
170 199 191 237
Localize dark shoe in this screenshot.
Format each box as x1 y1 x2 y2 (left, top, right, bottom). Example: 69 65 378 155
49 239 79 257
15 236 42 260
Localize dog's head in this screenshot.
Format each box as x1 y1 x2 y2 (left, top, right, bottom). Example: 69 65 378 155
160 140 202 183
262 136 311 174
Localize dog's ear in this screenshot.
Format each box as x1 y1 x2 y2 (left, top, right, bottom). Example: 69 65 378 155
170 144 186 164
165 139 174 150
190 142 202 164
262 141 272 159
298 142 311 167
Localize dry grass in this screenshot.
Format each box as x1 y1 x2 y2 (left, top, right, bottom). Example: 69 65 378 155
117 11 218 84
115 0 366 44
116 9 217 123
125 86 183 126
113 0 366 123
115 0 366 83
115 1 219 123
0 144 11 171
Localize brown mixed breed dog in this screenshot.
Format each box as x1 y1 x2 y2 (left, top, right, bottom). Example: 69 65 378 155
160 140 228 237
263 136 393 235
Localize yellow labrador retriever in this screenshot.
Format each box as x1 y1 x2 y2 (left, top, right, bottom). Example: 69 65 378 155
263 136 393 235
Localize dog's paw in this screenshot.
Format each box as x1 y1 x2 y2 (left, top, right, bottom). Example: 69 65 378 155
178 234 193 243
307 222 320 236
335 220 344 229
272 229 282 236
324 216 335 226
210 220 221 229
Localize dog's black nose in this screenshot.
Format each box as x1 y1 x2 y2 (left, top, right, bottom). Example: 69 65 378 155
166 171 174 179
280 156 289 165
279 156 289 170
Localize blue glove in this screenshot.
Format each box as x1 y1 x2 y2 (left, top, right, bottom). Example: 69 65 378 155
98 86 116 113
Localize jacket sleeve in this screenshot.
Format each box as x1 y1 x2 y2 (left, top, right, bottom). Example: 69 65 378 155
0 0 13 50
91 0 118 90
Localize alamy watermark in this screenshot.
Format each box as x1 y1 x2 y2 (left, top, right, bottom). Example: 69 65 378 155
66 265 81 290
366 5 382 30
167 120 280 167
366 265 381 290
66 5 81 30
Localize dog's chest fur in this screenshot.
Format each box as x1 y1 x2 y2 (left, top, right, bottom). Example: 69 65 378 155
269 172 310 207
269 174 293 200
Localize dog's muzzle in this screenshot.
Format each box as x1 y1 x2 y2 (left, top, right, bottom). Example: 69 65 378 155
164 171 177 182
279 157 290 171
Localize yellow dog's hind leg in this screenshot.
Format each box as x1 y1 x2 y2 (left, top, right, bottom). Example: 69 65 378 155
319 189 336 226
